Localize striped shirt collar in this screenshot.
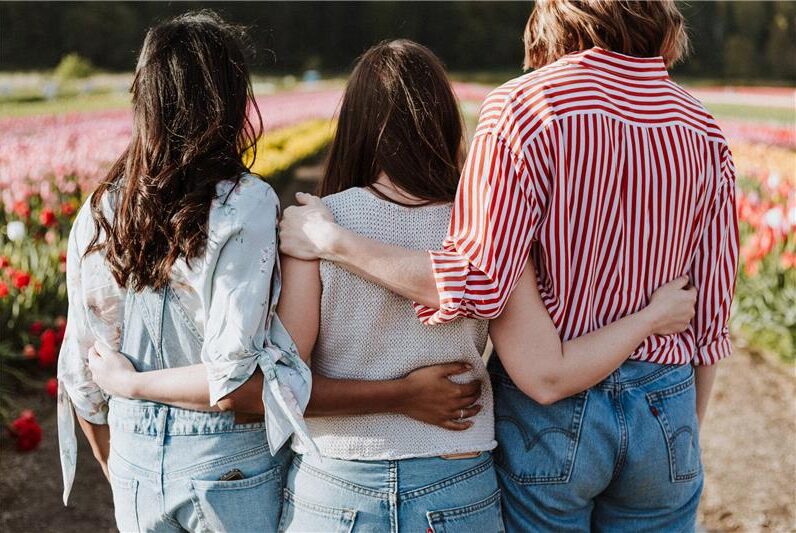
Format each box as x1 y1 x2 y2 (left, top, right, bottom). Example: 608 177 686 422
562 46 669 80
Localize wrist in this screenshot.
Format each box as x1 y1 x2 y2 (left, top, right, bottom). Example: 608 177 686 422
322 223 350 262
124 371 143 399
636 306 659 336
387 377 412 414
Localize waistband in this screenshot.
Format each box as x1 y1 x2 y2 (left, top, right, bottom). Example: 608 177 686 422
293 452 495 499
108 397 266 436
593 359 693 391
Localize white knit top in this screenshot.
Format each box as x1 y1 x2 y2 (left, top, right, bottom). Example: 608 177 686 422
293 187 496 460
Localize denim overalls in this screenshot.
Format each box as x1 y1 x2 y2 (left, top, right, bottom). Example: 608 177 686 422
107 285 290 533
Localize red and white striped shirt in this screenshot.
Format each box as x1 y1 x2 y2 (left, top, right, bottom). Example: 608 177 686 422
415 47 739 366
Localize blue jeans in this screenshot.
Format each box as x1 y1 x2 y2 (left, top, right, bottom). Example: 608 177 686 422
279 452 504 532
489 358 703 533
108 398 291 532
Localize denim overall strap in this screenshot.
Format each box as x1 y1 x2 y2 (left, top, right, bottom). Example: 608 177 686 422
119 286 168 372
136 286 167 370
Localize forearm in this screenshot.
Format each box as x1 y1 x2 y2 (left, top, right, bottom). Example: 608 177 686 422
128 365 219 412
325 226 440 309
694 363 718 427
305 374 406 417
552 311 656 398
501 312 655 404
76 416 110 479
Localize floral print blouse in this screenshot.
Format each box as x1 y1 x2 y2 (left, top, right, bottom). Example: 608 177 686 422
57 174 315 504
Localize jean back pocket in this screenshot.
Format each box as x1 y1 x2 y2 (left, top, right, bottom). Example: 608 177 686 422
278 489 357 533
646 371 701 483
109 471 140 533
427 489 504 533
190 464 283 532
492 374 588 484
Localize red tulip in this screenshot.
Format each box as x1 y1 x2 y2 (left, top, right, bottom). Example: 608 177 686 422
8 410 43 452
39 209 57 227
0 282 8 298
13 201 30 219
38 329 58 366
60 202 76 217
29 321 44 336
46 378 58 398
12 271 30 290
0 256 8 268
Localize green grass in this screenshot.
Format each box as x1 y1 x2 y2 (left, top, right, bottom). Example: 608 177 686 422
704 102 795 125
2 74 792 127
0 92 131 118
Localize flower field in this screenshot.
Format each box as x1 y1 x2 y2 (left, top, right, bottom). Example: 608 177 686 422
0 84 793 451
0 87 345 445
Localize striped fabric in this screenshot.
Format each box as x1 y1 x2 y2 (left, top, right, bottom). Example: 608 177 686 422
414 47 739 366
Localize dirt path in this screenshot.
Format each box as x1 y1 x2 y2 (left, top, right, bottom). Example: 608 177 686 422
698 349 796 532
1 347 792 532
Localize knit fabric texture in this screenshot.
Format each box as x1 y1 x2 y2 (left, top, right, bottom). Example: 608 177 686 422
293 187 496 460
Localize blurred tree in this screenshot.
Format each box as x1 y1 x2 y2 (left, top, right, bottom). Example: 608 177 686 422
766 2 796 80
0 1 793 82
54 53 95 80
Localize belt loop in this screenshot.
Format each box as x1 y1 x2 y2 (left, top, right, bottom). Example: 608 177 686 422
157 406 168 447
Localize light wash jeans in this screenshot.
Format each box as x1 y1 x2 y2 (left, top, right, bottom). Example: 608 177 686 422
108 397 291 532
490 357 703 533
107 285 290 532
279 452 504 532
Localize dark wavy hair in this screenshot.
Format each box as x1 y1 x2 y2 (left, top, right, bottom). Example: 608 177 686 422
88 10 262 290
319 39 463 205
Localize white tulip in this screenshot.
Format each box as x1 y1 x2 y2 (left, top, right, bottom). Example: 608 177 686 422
762 207 785 230
6 221 26 242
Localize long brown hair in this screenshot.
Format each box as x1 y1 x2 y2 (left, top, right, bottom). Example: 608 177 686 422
88 10 262 290
524 0 690 70
319 39 463 205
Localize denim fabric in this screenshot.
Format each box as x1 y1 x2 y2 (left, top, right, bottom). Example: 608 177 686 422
279 453 504 532
109 398 290 532
489 357 703 533
59 179 315 504
106 287 291 532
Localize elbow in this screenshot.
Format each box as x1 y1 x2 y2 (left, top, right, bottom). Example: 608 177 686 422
519 376 567 406
524 388 563 406
534 389 567 406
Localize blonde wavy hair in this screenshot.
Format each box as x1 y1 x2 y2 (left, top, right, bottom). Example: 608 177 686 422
524 0 690 70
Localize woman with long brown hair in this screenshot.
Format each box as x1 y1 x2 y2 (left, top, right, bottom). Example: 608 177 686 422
56 11 312 531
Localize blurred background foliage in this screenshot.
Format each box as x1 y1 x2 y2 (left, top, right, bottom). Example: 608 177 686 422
1 1 795 82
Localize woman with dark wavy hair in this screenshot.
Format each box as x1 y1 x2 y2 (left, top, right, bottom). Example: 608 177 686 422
56 11 313 531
